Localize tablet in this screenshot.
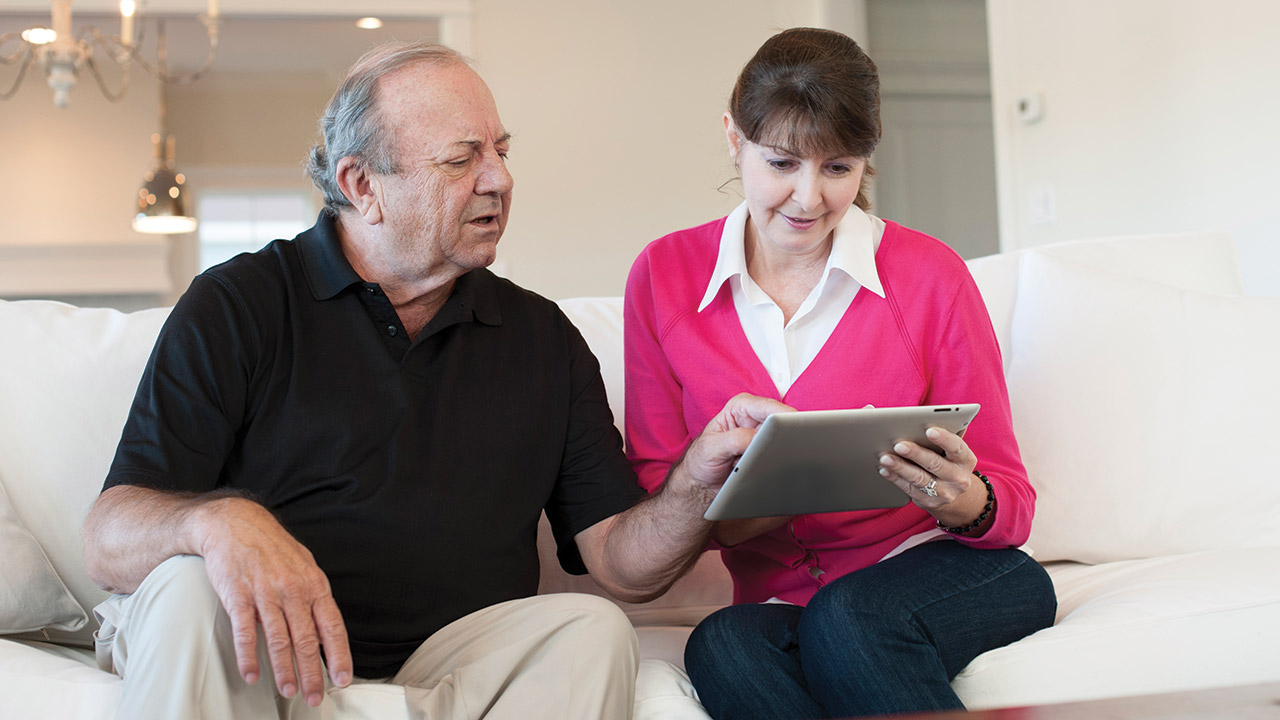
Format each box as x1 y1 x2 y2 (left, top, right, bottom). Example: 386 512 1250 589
703 404 981 521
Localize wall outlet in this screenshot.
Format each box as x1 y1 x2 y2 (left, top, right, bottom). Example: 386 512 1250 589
1016 93 1045 125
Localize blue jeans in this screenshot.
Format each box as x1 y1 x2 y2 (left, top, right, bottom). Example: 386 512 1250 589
684 541 1056 719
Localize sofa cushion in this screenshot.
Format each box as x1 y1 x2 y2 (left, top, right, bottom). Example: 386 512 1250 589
0 300 170 644
1007 252 1280 563
557 297 626 436
966 231 1243 371
953 548 1280 709
0 480 86 634
550 298 736 627
0 640 119 719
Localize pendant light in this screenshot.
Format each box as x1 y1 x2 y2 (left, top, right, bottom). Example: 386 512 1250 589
132 21 197 235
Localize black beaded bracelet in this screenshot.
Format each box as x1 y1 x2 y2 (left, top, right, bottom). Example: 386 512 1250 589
937 471 994 534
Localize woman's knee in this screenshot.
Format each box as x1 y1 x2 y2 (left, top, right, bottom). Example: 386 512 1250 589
803 572 904 634
685 604 796 672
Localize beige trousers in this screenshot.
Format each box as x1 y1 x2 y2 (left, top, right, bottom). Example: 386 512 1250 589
95 555 639 720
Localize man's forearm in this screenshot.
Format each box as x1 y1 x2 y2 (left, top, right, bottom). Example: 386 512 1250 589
581 393 794 603
82 485 223 594
596 463 717 603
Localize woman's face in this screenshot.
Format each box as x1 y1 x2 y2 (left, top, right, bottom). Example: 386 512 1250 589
726 116 866 258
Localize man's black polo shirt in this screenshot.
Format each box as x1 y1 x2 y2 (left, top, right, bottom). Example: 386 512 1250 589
105 213 646 678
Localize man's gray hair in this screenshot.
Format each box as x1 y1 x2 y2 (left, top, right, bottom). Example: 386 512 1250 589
306 41 468 214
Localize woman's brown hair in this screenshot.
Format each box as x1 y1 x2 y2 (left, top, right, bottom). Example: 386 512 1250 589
729 27 881 209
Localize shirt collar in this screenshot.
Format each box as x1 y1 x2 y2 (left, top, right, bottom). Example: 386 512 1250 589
296 211 502 326
297 211 364 301
698 202 884 312
449 268 503 327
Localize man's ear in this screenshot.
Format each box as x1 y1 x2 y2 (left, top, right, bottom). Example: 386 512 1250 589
335 156 383 225
723 112 742 166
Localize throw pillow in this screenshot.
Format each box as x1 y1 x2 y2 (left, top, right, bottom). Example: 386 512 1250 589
0 479 87 634
0 300 171 645
1008 251 1280 563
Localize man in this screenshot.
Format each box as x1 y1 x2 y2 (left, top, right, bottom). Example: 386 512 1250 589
82 42 782 719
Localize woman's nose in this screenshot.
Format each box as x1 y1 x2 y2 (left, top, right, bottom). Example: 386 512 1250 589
790 171 822 212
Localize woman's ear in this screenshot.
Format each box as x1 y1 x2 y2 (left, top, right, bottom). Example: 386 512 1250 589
334 156 383 225
723 112 743 166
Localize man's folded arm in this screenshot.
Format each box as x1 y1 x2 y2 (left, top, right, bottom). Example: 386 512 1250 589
83 484 354 707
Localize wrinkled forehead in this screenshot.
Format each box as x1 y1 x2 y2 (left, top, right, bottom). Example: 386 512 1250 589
378 62 508 148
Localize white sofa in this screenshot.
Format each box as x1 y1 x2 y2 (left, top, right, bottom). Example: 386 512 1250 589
2 232 1279 719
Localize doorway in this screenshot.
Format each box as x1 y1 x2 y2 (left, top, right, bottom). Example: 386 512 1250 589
866 0 998 260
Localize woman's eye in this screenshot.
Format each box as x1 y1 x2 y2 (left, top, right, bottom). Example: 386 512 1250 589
767 159 794 170
828 164 852 175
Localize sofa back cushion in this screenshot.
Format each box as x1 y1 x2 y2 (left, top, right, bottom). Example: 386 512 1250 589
0 295 732 641
966 232 1243 370
1008 252 1280 562
0 300 169 644
551 297 735 623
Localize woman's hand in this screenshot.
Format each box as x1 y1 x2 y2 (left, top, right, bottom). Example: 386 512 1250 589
878 426 991 533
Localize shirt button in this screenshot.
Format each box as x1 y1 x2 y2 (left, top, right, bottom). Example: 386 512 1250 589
386 325 398 337
365 287 374 294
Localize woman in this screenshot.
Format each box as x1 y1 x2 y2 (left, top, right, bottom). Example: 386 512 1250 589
623 28 1056 719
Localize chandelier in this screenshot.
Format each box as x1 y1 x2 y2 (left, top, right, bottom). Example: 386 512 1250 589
1 0 221 108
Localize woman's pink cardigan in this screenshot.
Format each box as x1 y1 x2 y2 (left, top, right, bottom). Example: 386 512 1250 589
623 216 1035 606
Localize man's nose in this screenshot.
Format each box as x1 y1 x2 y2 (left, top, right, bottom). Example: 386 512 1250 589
476 152 513 195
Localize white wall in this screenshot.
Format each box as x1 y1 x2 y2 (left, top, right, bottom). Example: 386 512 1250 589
1 1 861 302
471 0 844 298
987 0 1280 295
0 69 158 247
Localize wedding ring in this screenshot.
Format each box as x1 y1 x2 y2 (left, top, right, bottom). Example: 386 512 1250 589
923 478 938 497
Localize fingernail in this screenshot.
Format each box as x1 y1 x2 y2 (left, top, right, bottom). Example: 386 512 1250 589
308 692 323 707
336 671 351 686
245 672 259 685
926 427 941 440
283 683 297 697
894 443 909 454
879 468 890 477
879 454 893 466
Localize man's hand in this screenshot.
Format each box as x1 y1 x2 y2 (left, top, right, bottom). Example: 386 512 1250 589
575 393 793 602
83 485 353 708
193 497 353 707
677 393 795 491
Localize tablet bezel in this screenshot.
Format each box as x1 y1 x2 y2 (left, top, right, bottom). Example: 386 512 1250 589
703 404 981 521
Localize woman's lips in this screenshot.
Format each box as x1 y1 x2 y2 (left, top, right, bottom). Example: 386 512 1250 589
782 213 819 230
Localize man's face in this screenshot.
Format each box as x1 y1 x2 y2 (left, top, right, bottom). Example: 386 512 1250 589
373 62 513 278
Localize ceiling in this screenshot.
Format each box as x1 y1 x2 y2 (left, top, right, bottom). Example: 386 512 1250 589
0 11 440 77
